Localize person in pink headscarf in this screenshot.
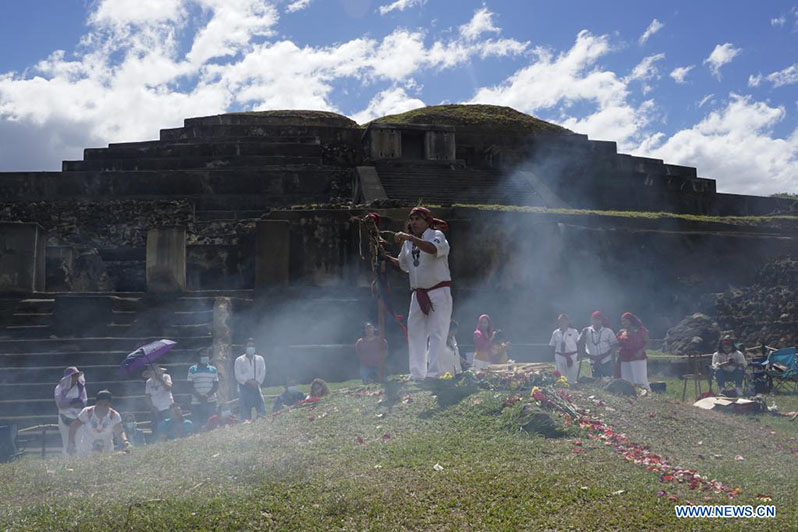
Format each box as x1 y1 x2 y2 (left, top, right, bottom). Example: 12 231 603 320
472 314 496 369
616 312 650 391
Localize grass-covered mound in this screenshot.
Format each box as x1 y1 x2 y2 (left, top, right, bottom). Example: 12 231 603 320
371 104 570 135
1 374 796 531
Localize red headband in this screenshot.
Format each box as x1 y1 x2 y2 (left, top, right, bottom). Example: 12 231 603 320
409 207 449 232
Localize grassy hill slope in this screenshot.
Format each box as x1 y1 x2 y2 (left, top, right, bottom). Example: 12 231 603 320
1 377 797 531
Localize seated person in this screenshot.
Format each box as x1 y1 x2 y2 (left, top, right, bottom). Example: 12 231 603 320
205 409 238 430
121 413 147 447
272 379 306 412
299 378 330 405
490 331 511 365
156 403 194 442
712 335 747 395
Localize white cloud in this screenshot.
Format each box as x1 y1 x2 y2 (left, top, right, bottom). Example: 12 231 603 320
639 94 798 194
470 30 654 148
697 94 714 108
0 1 528 170
771 15 786 27
639 18 664 45
670 65 694 84
89 0 185 27
350 87 425 123
704 42 741 78
378 0 424 16
459 7 500 41
286 0 313 13
627 53 665 82
764 63 798 87
187 0 279 65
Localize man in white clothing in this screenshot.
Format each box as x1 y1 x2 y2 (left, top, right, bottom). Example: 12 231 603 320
144 366 173 438
385 207 452 380
234 338 267 420
549 314 580 384
578 311 618 379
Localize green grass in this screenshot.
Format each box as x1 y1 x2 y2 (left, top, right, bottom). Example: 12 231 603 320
2 374 797 531
370 104 570 135
452 203 798 227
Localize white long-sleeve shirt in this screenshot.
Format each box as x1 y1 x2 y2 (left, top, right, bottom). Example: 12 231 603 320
234 353 266 386
711 350 747 372
398 227 451 290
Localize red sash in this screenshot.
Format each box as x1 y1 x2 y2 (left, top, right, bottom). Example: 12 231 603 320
414 281 452 315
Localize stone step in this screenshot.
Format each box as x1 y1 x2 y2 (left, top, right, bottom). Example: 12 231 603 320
84 140 321 160
0 361 195 384
160 124 362 144
0 336 212 354
0 348 203 369
7 313 51 327
108 136 321 149
0 167 340 199
62 155 324 172
0 394 195 417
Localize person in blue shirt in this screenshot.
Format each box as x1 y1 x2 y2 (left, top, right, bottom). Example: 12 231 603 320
272 378 306 412
156 403 193 442
186 349 219 427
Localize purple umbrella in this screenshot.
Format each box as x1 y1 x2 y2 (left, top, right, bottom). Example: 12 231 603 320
119 339 177 375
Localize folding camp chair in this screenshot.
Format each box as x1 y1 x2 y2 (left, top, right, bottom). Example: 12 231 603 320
760 347 798 394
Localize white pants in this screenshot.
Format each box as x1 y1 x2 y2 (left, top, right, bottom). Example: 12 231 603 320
620 360 650 390
555 354 579 384
407 287 452 380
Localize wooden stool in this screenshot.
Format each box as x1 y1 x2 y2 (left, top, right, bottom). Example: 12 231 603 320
681 352 706 401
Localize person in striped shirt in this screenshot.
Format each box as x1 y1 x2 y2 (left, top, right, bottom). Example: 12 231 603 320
187 348 219 427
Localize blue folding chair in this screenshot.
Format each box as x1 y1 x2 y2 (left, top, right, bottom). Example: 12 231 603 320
760 347 798 394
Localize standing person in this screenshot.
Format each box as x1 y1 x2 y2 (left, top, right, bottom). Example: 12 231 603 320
578 311 619 379
355 322 387 384
234 338 267 420
472 314 497 369
187 349 219 427
68 390 129 455
439 320 463 375
54 367 87 455
711 334 747 395
384 207 452 380
616 312 651 391
549 314 580 384
144 366 174 437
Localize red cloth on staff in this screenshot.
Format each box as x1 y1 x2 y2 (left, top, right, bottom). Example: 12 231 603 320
414 281 452 314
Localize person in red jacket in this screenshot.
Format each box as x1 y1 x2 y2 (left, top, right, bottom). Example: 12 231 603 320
616 312 650 391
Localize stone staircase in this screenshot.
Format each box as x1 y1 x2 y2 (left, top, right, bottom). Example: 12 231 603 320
374 160 548 206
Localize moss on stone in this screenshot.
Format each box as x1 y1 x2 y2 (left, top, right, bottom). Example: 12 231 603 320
370 104 570 135
225 110 360 128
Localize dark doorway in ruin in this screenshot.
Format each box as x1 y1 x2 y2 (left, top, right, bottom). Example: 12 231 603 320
401 131 424 160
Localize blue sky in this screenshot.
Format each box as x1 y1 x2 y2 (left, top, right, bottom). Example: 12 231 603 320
1 0 796 194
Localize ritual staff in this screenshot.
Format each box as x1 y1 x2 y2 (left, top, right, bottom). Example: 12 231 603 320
616 312 651 391
54 366 87 454
578 311 618 379
68 390 129 455
384 207 452 380
234 338 267 420
549 314 580 384
711 334 747 395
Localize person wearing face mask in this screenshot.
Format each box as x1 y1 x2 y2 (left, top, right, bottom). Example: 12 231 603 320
234 338 267 421
187 348 219 427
